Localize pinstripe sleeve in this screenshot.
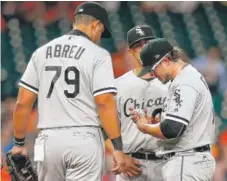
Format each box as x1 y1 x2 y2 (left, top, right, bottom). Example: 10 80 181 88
165 85 198 126
92 52 117 97
18 51 39 94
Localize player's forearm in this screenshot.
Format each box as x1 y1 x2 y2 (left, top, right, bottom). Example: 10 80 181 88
13 87 37 139
105 139 115 154
95 94 121 139
97 103 121 139
137 122 165 139
13 102 32 139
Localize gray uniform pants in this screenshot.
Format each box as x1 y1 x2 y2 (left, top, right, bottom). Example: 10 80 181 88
116 159 164 181
116 151 215 181
161 151 216 181
34 127 105 181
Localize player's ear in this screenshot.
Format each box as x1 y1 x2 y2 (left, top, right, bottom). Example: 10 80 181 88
164 57 170 64
161 58 170 67
92 20 100 31
163 57 168 62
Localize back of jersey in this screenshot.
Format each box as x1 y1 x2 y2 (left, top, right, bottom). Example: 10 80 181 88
19 31 116 128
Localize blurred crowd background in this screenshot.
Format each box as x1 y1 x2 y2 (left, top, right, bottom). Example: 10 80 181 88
1 1 227 181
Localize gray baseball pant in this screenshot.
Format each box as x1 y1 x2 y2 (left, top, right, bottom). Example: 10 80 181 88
161 151 216 181
116 151 215 181
116 159 165 181
34 127 105 181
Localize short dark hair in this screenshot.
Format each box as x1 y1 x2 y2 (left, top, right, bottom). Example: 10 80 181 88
74 14 97 26
166 47 181 62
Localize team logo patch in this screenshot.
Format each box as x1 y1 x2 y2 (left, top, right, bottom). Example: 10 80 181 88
173 89 183 107
135 27 145 36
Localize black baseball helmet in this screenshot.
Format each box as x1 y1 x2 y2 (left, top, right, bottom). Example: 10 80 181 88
74 2 112 38
127 25 156 48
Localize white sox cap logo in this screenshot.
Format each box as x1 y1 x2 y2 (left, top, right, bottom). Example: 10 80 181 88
155 54 160 59
135 27 145 36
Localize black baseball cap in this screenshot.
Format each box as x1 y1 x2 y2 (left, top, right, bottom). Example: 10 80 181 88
74 2 111 38
140 38 174 73
127 25 156 48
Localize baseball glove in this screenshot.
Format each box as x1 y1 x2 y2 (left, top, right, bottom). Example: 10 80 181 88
5 152 38 181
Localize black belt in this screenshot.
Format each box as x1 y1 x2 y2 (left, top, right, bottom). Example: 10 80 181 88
128 152 161 161
163 145 211 160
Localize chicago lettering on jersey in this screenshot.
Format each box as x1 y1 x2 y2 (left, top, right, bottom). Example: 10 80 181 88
46 44 85 59
123 97 167 117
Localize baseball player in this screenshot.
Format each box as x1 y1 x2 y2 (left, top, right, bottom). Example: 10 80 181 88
131 38 216 180
105 26 168 181
10 2 126 181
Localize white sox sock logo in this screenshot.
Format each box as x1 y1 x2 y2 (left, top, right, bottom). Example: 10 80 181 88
135 27 145 36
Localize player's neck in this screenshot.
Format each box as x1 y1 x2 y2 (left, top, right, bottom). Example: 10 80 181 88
172 60 188 79
73 26 92 40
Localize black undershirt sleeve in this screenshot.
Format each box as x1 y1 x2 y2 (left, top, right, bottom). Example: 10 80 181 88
160 119 186 139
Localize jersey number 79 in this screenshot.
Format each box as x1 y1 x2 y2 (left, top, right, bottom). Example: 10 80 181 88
45 65 80 98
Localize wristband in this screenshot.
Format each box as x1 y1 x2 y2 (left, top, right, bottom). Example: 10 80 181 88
13 137 25 147
111 136 123 151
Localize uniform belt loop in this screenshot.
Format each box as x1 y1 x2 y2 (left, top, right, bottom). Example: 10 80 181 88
145 153 148 160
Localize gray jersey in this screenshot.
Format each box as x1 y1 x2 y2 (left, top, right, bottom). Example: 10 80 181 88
157 64 215 155
19 32 117 128
115 71 168 153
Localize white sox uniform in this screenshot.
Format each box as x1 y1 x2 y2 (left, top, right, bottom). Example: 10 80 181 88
19 30 117 181
115 70 168 181
156 64 216 181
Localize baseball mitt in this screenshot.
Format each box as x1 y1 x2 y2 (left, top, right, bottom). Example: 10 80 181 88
5 152 38 181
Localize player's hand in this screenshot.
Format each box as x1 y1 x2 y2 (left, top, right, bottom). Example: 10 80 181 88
142 108 162 124
136 117 149 133
122 155 142 177
129 107 146 124
110 150 126 174
137 117 149 125
143 108 154 124
10 146 28 156
129 108 150 133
